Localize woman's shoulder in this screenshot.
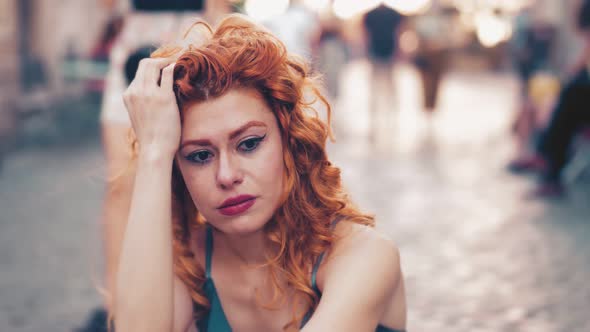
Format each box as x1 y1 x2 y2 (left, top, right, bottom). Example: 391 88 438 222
318 220 402 291
310 220 406 330
333 220 400 262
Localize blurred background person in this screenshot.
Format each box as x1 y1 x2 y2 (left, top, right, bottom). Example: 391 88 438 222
75 45 154 332
363 3 405 143
312 8 350 100
510 0 590 198
532 0 590 197
412 4 451 114
76 1 234 330
508 71 560 174
508 5 542 171
262 0 320 62
508 5 558 172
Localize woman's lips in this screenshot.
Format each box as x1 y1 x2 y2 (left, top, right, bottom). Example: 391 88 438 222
218 197 256 216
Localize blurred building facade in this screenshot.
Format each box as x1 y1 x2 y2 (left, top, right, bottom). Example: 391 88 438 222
20 0 110 93
0 0 112 150
0 0 109 115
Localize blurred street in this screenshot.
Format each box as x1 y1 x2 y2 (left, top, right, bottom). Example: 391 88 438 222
1 60 589 331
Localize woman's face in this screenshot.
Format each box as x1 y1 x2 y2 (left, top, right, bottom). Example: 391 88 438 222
176 88 285 235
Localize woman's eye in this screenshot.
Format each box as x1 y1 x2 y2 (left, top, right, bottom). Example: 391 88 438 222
238 135 265 152
186 150 213 164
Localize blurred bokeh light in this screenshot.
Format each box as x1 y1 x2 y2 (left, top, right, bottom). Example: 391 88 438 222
385 0 432 16
244 0 290 21
475 10 513 47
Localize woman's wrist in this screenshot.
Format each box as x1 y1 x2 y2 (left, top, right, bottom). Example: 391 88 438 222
137 147 176 168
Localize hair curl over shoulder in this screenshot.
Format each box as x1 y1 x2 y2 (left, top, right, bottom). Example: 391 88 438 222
146 14 375 329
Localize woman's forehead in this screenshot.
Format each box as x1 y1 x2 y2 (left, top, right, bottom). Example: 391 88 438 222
181 89 275 139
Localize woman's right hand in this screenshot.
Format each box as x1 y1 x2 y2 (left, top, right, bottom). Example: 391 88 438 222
123 58 181 161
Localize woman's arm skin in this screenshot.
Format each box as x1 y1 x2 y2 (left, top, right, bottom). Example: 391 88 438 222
115 57 187 332
100 122 135 312
174 276 198 332
115 153 175 331
302 224 406 332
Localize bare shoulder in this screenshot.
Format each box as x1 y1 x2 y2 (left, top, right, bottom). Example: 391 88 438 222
333 221 400 268
318 220 402 291
308 220 406 331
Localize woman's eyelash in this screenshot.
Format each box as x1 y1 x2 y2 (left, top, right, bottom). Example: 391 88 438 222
185 134 267 164
185 150 213 164
238 134 266 152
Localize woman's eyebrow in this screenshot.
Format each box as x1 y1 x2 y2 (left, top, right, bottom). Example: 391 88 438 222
180 138 212 148
228 121 267 140
180 121 267 148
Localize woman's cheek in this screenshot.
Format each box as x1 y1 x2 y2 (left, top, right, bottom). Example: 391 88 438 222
266 143 284 190
257 143 282 177
184 169 210 211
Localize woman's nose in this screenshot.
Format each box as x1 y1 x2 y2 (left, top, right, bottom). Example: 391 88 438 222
216 151 243 190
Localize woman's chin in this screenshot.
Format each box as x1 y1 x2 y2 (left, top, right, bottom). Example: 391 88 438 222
213 215 269 236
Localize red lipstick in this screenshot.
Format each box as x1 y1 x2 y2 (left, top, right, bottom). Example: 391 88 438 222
217 194 256 216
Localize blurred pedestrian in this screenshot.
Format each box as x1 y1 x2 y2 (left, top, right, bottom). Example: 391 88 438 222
513 0 590 198
263 0 320 61
76 45 155 332
412 6 451 114
76 1 224 331
363 4 404 142
312 11 350 100
508 72 560 173
100 0 205 307
508 7 558 171
534 70 590 197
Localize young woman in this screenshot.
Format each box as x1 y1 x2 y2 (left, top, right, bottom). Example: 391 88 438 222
116 14 406 332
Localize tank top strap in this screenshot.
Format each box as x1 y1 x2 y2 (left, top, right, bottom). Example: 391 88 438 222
311 252 326 296
205 224 213 279
310 214 345 295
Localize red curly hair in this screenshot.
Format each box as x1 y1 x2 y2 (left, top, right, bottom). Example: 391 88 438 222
141 14 375 329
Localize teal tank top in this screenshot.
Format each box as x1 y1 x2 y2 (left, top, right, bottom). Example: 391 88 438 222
196 225 404 332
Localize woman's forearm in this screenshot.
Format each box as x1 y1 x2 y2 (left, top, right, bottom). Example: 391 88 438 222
115 152 175 332
101 170 133 311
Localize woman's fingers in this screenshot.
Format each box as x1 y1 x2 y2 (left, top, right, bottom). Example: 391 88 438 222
121 55 181 160
136 57 176 87
160 63 176 92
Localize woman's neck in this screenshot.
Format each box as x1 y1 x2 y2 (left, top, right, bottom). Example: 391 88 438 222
213 227 274 266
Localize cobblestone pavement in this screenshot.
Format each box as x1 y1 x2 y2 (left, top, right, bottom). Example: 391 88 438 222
1 60 589 332
0 141 106 332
